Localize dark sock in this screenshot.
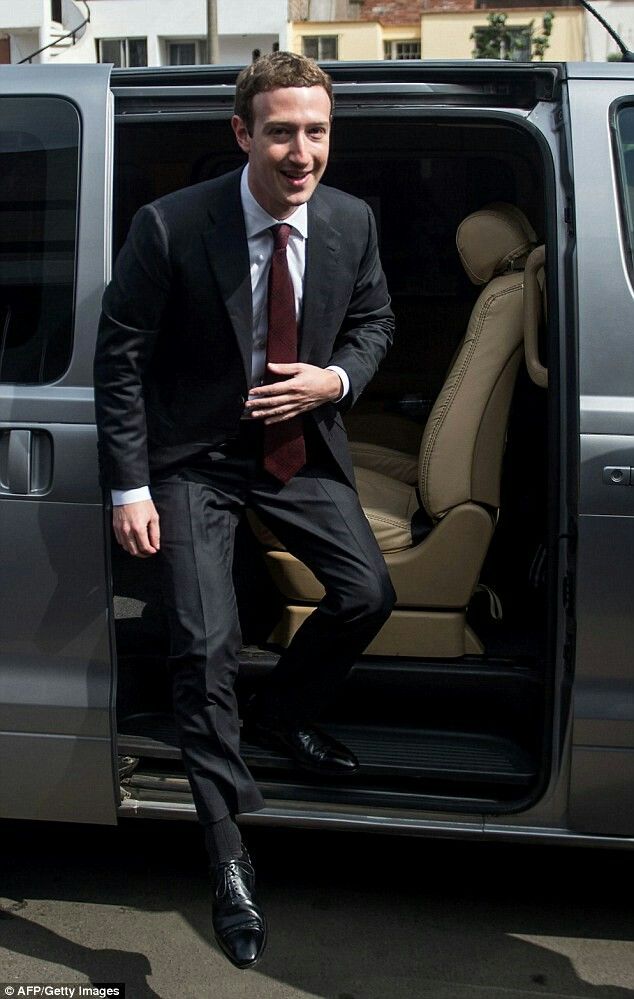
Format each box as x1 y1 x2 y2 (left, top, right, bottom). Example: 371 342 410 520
204 814 243 866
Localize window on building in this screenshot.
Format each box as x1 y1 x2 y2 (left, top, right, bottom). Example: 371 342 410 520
167 40 206 65
383 39 421 60
302 35 338 60
0 97 79 384
51 0 62 23
472 24 532 60
97 38 148 68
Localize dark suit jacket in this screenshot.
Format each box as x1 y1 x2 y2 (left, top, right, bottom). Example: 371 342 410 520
94 167 394 491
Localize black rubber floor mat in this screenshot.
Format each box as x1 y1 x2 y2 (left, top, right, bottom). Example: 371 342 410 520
117 712 536 784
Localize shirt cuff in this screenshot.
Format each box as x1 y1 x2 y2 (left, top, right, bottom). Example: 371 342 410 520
111 486 152 506
326 365 349 402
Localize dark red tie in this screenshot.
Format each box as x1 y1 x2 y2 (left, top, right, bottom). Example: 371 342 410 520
263 223 306 483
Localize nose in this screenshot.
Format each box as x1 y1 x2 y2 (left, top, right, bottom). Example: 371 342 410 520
289 130 310 165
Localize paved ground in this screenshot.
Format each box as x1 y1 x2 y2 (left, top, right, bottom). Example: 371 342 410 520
0 817 632 999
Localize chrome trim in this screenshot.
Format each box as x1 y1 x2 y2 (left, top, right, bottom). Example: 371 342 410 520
117 797 634 848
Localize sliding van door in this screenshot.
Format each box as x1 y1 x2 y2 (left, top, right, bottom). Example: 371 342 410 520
568 67 634 836
0 65 118 823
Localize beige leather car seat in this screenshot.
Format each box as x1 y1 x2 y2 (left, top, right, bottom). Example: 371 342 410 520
253 203 539 658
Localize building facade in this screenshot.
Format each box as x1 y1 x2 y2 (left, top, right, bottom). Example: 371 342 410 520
289 0 614 61
584 0 634 60
0 0 289 65
2 0 632 68
419 5 583 59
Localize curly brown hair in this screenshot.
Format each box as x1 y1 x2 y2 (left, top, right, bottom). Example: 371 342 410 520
234 51 334 135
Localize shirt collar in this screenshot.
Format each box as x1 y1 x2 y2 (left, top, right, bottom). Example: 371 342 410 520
240 164 308 240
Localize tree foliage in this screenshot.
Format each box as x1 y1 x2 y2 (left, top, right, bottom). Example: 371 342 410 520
471 10 554 62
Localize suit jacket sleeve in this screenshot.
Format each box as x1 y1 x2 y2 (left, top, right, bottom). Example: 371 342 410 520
326 202 395 412
93 203 171 490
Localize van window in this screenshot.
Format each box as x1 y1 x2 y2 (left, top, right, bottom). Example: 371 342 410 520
614 103 634 275
0 97 79 384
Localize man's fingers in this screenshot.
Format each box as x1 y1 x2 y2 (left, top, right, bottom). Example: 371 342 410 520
130 524 156 556
263 411 301 424
248 382 298 401
119 522 150 556
112 500 160 558
246 364 339 421
148 515 161 551
248 394 295 415
267 362 301 376
250 399 304 418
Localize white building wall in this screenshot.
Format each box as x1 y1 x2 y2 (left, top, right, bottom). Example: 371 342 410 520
0 0 50 62
8 31 41 63
220 35 281 64
218 0 288 35
1 0 290 64
585 1 634 60
0 0 45 31
88 0 289 64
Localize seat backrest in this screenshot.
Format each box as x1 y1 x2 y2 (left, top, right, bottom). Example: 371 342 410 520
419 203 537 520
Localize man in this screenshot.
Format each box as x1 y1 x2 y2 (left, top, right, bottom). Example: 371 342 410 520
94 52 395 969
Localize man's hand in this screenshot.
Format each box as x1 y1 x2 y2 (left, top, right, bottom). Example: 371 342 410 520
112 499 160 558
246 363 342 424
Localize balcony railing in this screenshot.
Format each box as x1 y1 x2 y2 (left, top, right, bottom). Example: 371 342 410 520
18 0 90 64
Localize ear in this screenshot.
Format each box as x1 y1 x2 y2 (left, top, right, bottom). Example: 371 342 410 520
232 115 251 154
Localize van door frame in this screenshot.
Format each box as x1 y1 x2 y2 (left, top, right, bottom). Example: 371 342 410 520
566 67 634 836
0 64 118 824
111 69 573 823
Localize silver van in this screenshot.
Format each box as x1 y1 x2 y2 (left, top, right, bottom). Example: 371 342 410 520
1 59 633 847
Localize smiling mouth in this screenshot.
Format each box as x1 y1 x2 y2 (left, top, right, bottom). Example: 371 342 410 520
282 171 311 182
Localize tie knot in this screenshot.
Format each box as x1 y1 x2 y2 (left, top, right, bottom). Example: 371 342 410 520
270 223 292 251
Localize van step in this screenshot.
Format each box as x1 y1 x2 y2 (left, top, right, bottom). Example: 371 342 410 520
117 712 535 785
121 770 500 812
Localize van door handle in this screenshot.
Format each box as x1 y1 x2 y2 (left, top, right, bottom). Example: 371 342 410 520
603 465 631 486
7 429 31 493
0 428 53 495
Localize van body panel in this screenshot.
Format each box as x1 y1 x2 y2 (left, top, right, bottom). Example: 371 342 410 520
567 63 634 81
0 64 117 824
0 60 631 841
575 515 634 688
570 80 634 403
569 76 634 834
0 733 116 824
569 748 634 836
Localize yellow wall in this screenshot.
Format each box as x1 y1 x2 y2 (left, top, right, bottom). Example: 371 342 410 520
382 24 422 43
420 7 584 61
290 21 382 60
291 9 583 62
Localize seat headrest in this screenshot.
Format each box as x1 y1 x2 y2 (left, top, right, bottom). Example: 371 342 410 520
456 203 537 286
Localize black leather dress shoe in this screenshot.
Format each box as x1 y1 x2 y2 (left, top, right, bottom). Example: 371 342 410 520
249 715 360 776
210 852 267 969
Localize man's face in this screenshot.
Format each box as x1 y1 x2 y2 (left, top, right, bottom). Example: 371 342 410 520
232 85 331 219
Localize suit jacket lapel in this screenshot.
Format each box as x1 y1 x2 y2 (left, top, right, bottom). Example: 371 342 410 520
301 192 341 361
202 169 253 386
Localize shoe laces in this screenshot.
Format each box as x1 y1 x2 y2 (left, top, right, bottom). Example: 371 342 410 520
216 858 253 901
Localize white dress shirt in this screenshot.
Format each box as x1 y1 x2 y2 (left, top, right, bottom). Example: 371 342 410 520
112 165 349 506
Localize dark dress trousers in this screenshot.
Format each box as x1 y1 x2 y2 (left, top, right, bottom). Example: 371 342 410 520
94 167 396 824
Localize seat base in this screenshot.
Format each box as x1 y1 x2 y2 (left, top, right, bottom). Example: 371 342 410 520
269 605 484 659
260 501 496 609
